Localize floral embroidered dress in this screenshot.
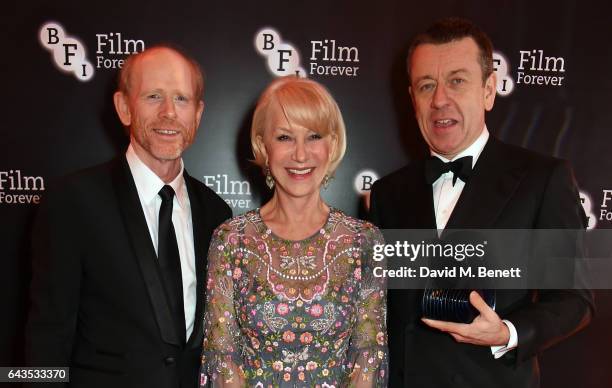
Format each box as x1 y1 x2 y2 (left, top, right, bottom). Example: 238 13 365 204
200 208 388 388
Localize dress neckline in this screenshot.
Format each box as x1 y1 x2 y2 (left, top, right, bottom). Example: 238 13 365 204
256 207 337 243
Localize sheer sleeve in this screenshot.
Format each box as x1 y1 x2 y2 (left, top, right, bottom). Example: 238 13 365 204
200 225 246 388
345 225 389 387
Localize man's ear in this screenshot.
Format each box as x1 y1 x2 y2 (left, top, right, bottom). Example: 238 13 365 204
113 91 132 126
195 100 204 129
484 72 496 111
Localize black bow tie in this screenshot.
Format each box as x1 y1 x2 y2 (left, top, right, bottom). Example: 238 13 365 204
424 155 473 186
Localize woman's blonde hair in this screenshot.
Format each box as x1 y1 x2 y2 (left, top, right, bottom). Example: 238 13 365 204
250 76 347 175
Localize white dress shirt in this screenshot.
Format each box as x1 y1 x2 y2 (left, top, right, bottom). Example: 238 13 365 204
126 144 197 340
430 126 518 359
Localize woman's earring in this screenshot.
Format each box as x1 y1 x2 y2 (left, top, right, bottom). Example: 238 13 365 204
265 168 275 190
322 174 333 189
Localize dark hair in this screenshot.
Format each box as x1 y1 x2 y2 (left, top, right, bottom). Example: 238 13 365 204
407 17 494 84
117 43 204 101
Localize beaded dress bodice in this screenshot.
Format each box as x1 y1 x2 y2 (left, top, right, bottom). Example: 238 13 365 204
200 208 388 388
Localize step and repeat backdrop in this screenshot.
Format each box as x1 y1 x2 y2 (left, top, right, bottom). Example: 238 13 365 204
3 1 611 386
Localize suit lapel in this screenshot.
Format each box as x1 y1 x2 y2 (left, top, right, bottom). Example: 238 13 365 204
443 138 527 231
184 171 207 349
111 158 182 346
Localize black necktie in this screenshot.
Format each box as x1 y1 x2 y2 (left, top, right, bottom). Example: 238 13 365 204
425 155 473 186
158 185 186 344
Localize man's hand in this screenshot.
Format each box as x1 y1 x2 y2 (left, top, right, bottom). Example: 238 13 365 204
421 291 510 346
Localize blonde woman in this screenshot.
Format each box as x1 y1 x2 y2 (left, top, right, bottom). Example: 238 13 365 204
200 76 388 387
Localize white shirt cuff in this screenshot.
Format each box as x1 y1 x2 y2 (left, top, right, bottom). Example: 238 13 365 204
490 319 518 359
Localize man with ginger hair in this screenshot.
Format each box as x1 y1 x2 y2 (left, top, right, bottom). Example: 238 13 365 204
26 45 231 388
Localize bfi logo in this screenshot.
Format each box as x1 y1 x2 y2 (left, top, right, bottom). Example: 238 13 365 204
600 190 612 223
255 28 306 77
39 22 94 82
579 190 597 229
354 169 379 195
492 51 514 96
203 174 253 209
0 170 45 205
309 39 359 77
95 33 145 69
517 50 565 86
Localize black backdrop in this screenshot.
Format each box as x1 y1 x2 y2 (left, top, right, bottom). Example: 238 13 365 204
3 1 612 386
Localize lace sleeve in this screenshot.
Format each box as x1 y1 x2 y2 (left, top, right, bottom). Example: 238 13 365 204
346 225 388 387
200 226 246 388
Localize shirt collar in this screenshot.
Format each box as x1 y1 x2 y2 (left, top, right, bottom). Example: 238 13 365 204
431 125 490 168
125 143 188 209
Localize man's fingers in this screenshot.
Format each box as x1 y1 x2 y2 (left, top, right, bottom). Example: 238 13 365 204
430 324 477 344
422 318 466 335
469 291 496 320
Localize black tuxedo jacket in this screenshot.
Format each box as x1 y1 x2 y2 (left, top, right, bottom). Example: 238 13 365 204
369 137 593 388
26 157 232 388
